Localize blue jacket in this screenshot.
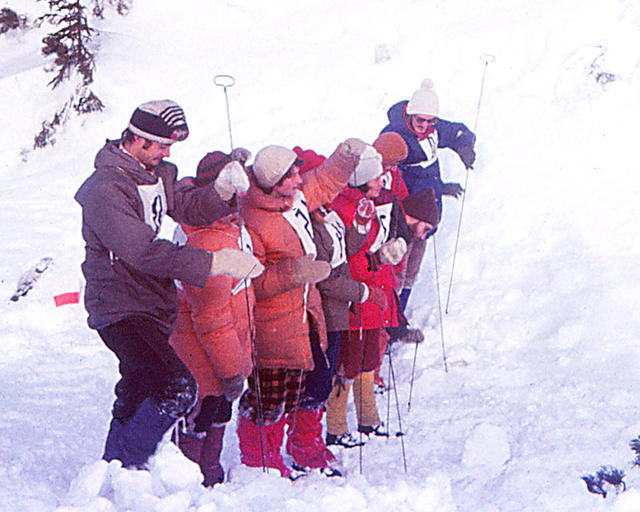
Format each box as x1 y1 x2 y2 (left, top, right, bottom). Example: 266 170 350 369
381 100 475 200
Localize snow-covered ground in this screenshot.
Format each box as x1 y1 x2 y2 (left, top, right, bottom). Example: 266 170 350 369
2 0 640 510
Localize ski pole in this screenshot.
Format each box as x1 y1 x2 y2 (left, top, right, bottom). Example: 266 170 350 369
407 330 419 411
445 54 495 314
214 74 236 151
433 236 449 373
387 349 407 473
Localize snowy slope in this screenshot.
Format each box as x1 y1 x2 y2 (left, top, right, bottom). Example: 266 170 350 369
1 0 640 510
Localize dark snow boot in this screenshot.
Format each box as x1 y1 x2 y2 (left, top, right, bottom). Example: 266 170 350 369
325 432 365 448
103 397 175 469
357 423 389 438
177 429 205 464
103 417 125 463
200 425 225 487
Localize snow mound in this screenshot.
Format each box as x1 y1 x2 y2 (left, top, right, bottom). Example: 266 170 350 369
462 423 511 478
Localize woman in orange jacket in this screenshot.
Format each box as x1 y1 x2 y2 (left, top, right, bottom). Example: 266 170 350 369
169 150 255 486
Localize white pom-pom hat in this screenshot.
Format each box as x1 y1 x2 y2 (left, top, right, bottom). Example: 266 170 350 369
406 78 439 117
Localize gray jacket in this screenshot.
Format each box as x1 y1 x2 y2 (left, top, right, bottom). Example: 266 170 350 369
75 140 233 331
312 207 366 332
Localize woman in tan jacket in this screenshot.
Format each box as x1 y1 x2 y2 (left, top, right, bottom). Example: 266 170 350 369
237 138 369 478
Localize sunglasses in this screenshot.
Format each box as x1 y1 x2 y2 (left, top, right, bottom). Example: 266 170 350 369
413 116 438 125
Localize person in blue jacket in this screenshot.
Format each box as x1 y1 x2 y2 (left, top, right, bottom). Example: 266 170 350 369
380 78 476 310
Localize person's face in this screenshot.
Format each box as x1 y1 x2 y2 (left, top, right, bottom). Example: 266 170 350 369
129 136 172 167
410 115 438 135
364 175 384 199
405 215 434 240
274 165 303 197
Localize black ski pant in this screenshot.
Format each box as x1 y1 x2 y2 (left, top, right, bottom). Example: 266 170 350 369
98 315 197 424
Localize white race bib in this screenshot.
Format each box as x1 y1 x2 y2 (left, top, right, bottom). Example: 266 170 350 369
232 224 255 296
282 190 317 321
322 210 347 269
137 177 167 235
370 202 393 253
381 170 393 191
282 190 317 257
418 131 439 167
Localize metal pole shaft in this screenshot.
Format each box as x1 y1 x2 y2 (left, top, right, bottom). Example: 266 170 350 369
445 55 495 314
433 236 449 373
223 87 233 150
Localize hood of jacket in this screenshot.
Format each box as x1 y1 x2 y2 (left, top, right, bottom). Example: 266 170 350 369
386 100 435 141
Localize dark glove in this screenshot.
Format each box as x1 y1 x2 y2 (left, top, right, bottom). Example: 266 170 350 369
231 147 252 164
443 182 464 198
222 374 245 402
367 286 388 311
457 145 476 169
397 328 424 344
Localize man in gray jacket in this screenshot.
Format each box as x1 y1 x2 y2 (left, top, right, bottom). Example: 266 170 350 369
75 99 262 469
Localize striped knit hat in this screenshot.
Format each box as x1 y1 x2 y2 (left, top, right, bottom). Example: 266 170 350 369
128 99 189 144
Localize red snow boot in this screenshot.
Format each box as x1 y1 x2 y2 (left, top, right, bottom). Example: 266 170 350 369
237 414 291 478
286 406 341 475
200 426 225 487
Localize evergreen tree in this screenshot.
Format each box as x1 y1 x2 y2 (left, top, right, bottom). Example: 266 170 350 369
0 8 26 33
33 0 105 149
38 0 96 88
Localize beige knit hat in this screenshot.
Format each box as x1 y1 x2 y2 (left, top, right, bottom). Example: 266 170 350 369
373 132 408 167
348 145 384 187
253 145 298 189
406 79 439 117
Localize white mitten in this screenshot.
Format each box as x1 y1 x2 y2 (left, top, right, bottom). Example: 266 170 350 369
214 161 250 201
377 237 407 266
354 198 375 234
210 248 264 279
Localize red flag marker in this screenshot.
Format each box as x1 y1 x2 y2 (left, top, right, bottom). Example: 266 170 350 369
54 292 80 307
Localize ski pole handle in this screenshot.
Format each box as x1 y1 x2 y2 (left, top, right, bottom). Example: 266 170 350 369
213 74 236 150
214 74 235 88
480 54 496 64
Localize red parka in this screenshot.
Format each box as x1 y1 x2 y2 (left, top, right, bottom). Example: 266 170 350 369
331 187 400 330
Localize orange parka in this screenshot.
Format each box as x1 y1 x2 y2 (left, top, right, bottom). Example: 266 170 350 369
240 144 357 371
169 214 255 403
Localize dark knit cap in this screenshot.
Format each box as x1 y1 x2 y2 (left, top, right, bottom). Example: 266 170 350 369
402 188 439 225
194 151 232 187
128 99 189 144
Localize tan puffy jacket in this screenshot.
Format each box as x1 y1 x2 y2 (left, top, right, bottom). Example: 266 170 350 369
240 144 356 370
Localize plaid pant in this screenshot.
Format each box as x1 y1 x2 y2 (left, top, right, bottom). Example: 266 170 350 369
239 368 305 425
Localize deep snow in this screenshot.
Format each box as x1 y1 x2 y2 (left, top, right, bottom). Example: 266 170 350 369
1 0 640 510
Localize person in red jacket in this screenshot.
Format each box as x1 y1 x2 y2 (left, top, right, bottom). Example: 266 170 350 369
328 146 408 439
169 149 255 486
